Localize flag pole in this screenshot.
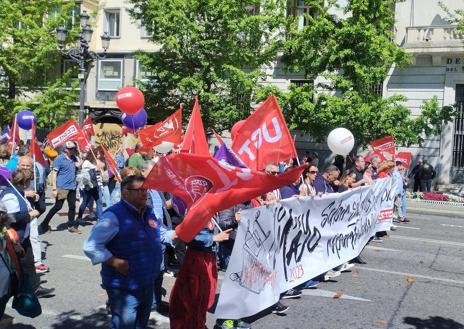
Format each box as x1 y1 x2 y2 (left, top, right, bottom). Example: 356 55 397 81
10 114 17 159
211 215 223 232
32 119 37 192
6 179 33 210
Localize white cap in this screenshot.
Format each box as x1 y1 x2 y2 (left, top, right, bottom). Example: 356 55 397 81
65 141 76 149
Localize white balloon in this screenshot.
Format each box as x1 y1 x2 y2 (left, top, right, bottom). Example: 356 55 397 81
154 141 174 154
327 128 355 155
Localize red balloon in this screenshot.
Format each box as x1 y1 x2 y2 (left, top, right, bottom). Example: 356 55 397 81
231 120 246 141
116 86 145 115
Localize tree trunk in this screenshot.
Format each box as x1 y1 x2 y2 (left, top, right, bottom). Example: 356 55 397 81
8 74 16 100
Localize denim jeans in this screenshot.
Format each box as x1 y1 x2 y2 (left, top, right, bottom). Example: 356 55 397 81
401 192 407 217
106 285 154 329
78 187 102 219
101 184 112 209
29 217 42 265
218 240 234 270
151 273 164 310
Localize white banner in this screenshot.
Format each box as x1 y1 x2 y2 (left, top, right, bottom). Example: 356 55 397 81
215 177 397 319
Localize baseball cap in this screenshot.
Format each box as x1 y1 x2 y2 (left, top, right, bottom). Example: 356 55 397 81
65 141 76 149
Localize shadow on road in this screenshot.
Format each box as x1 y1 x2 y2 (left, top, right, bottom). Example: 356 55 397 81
404 316 464 329
50 310 109 329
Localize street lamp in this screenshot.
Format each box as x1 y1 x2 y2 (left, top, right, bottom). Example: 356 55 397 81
56 11 110 125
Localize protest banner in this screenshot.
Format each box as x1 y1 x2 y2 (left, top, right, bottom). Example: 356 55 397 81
396 151 412 169
94 122 124 154
370 135 395 160
82 117 95 138
231 95 297 171
138 108 182 148
215 177 396 319
46 119 89 149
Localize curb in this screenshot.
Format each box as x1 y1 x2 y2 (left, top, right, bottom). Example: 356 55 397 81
408 207 464 218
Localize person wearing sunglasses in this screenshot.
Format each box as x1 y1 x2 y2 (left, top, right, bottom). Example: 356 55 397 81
299 165 319 197
84 175 172 329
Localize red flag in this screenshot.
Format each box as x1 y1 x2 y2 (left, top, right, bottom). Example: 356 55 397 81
46 119 89 149
231 95 297 171
143 152 306 242
139 108 182 148
365 151 388 164
370 135 395 160
100 144 122 183
29 122 46 167
180 97 209 155
82 117 95 138
396 151 412 169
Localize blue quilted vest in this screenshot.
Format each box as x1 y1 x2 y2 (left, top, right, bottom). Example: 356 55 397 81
100 200 162 291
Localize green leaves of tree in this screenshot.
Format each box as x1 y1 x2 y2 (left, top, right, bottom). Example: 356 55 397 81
130 0 454 147
0 0 79 128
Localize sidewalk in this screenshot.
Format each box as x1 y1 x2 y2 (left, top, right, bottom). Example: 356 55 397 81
407 199 464 218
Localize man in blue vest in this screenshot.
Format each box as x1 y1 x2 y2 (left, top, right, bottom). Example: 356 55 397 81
84 175 172 329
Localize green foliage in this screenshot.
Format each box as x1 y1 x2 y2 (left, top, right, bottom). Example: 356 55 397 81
0 0 79 128
129 0 285 131
130 0 454 146
280 0 454 147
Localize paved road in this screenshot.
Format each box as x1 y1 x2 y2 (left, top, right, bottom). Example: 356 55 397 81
3 203 464 329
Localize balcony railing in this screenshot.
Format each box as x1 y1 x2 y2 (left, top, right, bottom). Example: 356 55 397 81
405 25 463 47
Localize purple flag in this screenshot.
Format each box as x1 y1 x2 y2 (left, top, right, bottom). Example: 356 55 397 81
213 143 247 168
0 166 12 186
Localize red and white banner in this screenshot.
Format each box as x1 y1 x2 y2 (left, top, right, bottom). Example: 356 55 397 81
231 95 297 171
396 151 412 169
138 108 182 148
82 117 95 138
143 153 306 242
365 150 388 164
370 135 395 159
46 119 89 149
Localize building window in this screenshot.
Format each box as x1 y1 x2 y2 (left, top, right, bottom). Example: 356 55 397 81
292 0 312 30
140 25 150 39
68 4 81 29
0 66 7 89
62 60 80 89
136 61 150 82
98 59 123 91
290 79 313 88
105 9 120 37
49 4 81 29
370 82 383 97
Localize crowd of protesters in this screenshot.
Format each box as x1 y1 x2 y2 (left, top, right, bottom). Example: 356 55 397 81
0 137 415 329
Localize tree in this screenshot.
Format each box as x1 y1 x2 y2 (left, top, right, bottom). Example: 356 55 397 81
0 0 80 129
128 0 286 131
278 0 455 147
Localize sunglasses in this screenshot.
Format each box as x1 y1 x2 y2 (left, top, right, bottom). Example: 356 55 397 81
309 170 318 174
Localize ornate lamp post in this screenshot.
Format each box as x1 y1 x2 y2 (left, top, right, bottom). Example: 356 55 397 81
56 11 110 125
